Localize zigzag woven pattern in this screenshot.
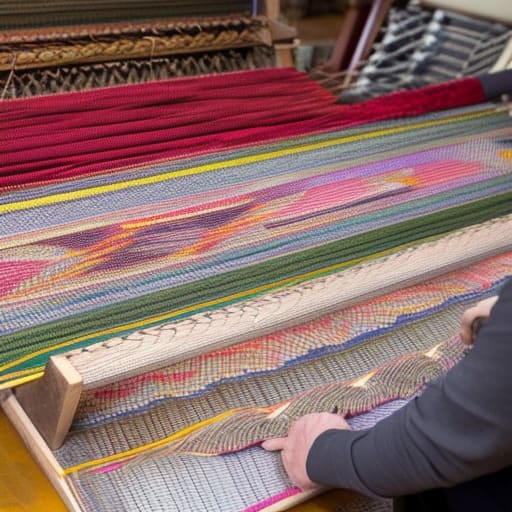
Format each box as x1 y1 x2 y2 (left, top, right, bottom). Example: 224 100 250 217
0 17 272 70
0 46 275 99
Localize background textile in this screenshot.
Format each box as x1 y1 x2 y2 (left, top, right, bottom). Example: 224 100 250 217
0 16 275 99
338 2 512 102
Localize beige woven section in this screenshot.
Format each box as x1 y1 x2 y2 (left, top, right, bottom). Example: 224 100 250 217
67 214 512 389
0 17 272 71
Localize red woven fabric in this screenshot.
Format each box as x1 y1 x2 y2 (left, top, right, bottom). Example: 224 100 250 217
0 69 485 189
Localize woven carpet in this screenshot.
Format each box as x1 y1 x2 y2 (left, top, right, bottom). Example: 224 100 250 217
1 68 512 389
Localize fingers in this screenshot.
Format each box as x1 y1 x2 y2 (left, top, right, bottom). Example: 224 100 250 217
460 296 498 345
460 324 474 345
460 306 480 345
261 437 286 451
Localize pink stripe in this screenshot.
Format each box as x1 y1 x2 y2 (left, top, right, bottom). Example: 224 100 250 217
243 487 302 512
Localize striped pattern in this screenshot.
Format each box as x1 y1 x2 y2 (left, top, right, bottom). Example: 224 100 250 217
1 69 511 388
60 306 468 512
0 46 276 99
53 302 484 468
340 3 512 102
75 252 512 424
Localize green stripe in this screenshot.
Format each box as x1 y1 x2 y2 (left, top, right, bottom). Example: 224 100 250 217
1 190 511 376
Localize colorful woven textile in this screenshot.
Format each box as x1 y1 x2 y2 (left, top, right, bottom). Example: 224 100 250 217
53 301 484 466
72 340 462 462
2 66 511 511
1 68 512 389
0 47 275 99
53 251 510 510
58 311 466 511
54 250 511 466
1 69 486 186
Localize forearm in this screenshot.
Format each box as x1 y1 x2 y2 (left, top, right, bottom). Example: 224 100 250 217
307 376 511 497
307 280 512 497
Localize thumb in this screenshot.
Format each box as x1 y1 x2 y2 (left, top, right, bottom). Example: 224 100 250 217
261 437 286 451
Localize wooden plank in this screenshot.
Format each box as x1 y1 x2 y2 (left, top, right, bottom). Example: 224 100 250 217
268 19 298 41
65 215 512 390
15 355 82 450
265 0 280 20
323 0 372 72
275 41 298 67
492 37 512 72
419 0 512 24
260 489 322 512
346 0 393 73
1 390 82 512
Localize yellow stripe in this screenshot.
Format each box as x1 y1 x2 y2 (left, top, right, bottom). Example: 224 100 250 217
1 109 493 215
0 366 45 381
62 407 265 475
0 235 443 380
0 371 44 390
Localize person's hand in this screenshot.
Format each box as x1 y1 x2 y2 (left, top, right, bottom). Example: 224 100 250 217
460 296 498 345
262 412 351 490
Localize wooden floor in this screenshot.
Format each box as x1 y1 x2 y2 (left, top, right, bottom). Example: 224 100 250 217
0 410 66 512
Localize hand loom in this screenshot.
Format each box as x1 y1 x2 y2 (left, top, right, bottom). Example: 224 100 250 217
1 1 512 511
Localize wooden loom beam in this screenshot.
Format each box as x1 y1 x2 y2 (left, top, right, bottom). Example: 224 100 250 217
323 0 374 73
9 214 512 450
14 355 83 450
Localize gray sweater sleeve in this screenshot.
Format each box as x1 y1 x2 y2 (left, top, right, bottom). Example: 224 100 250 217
306 279 512 498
